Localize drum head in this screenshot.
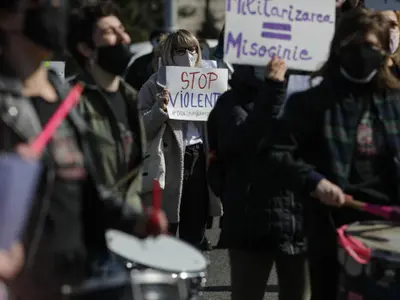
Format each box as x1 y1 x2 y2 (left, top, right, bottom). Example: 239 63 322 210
345 221 400 254
106 230 208 273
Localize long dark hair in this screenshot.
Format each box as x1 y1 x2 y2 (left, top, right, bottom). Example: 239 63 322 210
312 8 400 89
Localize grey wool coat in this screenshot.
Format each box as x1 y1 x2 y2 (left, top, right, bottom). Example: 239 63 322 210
137 66 223 223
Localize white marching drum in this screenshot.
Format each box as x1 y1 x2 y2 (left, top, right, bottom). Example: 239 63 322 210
106 230 209 299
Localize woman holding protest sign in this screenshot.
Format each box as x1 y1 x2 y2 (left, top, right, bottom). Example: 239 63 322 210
137 29 222 251
263 8 400 300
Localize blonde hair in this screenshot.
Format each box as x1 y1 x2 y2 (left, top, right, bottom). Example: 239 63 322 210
158 29 202 67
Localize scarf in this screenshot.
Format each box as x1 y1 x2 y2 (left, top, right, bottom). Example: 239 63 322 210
324 86 400 188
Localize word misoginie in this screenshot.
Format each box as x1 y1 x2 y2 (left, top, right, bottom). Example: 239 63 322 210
169 71 222 109
227 0 334 24
226 32 312 61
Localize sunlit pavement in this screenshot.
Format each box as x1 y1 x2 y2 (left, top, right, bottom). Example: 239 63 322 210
203 218 278 300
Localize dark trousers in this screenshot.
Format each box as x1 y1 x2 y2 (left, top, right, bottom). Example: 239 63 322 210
229 249 311 300
307 213 340 300
169 143 209 246
308 246 340 300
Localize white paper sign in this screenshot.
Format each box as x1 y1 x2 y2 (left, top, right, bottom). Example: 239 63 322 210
285 74 322 100
43 61 65 79
166 66 228 121
201 60 218 68
364 0 400 10
224 0 336 71
280 74 322 115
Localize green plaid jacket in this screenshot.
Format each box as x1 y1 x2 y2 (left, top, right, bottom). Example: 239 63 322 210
282 80 400 191
323 88 400 188
72 73 146 215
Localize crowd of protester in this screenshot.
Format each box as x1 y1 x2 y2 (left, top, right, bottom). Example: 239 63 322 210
0 0 399 300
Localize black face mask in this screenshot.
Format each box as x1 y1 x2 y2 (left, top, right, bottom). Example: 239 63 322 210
23 4 68 53
96 44 132 76
339 43 386 84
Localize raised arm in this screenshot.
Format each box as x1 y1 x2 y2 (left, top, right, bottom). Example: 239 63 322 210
217 57 287 161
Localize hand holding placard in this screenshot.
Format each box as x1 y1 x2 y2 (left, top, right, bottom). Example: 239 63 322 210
165 66 228 121
224 0 336 71
266 56 287 82
156 88 169 113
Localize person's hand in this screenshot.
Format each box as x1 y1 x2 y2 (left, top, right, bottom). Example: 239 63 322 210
0 242 24 281
265 56 287 82
314 179 346 207
157 88 169 113
16 144 40 160
134 209 168 238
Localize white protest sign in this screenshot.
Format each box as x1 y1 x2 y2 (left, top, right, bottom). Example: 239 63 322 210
43 61 65 79
201 60 218 68
364 0 400 10
166 66 228 121
285 74 322 101
224 0 336 71
280 74 322 116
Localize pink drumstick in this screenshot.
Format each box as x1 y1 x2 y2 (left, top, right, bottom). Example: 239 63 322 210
30 84 84 155
345 195 400 222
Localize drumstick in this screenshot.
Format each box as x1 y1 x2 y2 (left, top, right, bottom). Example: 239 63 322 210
152 179 161 213
30 84 84 155
147 179 162 234
345 195 400 222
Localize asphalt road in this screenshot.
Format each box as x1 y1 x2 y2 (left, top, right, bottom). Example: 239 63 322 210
202 221 278 300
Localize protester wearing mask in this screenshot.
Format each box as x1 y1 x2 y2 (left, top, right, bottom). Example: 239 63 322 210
263 9 400 300
67 1 166 239
125 29 168 91
209 57 313 300
0 1 167 299
0 0 73 293
138 29 222 251
379 10 400 77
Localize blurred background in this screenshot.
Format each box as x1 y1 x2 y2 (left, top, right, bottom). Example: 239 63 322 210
58 0 225 78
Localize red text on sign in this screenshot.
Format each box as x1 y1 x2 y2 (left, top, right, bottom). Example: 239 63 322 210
181 71 219 90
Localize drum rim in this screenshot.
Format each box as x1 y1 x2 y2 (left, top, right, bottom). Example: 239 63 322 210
106 230 209 273
344 220 400 256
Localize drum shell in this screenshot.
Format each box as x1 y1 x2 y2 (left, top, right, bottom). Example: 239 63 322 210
132 264 207 299
337 238 400 299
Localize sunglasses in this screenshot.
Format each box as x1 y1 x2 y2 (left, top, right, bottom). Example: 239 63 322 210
174 47 197 56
